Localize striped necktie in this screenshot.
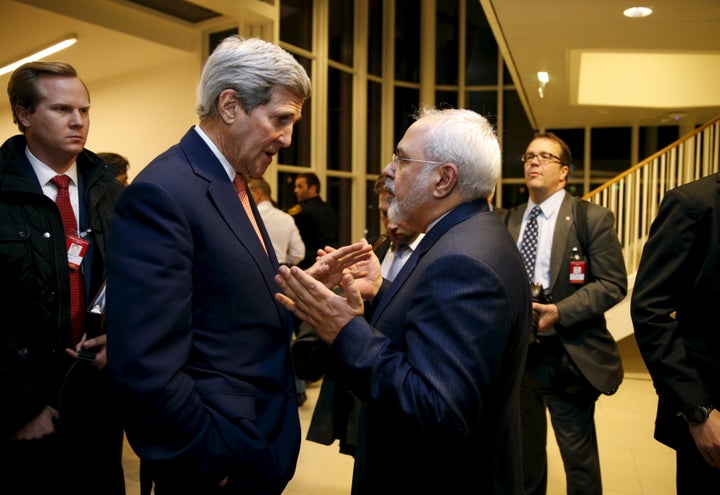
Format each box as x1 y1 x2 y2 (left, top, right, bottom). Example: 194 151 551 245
233 175 268 255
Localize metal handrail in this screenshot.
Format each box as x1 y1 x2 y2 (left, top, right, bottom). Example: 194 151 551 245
583 114 720 275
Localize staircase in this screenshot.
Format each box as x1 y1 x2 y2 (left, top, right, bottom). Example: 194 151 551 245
583 114 720 341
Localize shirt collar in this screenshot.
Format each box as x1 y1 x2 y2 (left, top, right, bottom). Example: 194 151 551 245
391 232 424 252
194 125 236 182
26 147 78 187
528 189 566 219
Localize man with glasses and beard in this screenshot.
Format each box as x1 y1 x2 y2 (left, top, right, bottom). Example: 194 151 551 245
274 107 531 494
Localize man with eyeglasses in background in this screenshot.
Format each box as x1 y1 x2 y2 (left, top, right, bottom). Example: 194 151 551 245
504 132 627 495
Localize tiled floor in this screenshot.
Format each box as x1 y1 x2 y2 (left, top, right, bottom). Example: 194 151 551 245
122 336 676 494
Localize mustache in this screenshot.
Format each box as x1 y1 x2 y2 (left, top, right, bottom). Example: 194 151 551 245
384 177 396 197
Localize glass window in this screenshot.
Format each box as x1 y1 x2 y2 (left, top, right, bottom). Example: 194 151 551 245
326 176 353 246
393 86 420 146
502 63 513 86
501 89 532 179
549 128 585 177
501 183 530 209
436 90 458 110
467 90 498 127
329 0 354 65
365 178 381 239
367 81 383 174
280 0 312 50
277 171 299 213
591 127 632 177
327 67 353 171
278 56 312 167
208 28 238 56
394 0 420 82
639 125 679 160
368 0 383 77
466 0 498 86
436 0 459 85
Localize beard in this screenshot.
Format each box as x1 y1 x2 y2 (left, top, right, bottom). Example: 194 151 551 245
387 168 432 226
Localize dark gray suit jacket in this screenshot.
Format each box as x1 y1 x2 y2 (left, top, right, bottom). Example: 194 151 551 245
506 192 627 394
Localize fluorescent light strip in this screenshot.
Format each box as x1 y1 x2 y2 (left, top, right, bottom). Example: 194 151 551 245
0 36 78 76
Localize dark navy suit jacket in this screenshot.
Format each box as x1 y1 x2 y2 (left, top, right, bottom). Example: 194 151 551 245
106 128 300 493
326 199 531 494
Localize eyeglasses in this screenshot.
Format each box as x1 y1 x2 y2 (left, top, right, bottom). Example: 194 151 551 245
392 154 445 169
521 151 564 165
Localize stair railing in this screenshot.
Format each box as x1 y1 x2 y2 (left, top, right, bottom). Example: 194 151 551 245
583 114 720 275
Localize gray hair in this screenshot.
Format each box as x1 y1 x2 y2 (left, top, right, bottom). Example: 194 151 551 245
415 107 500 201
196 36 312 119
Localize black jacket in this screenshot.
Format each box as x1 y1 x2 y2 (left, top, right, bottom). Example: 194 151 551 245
290 196 339 269
0 134 123 435
632 172 720 449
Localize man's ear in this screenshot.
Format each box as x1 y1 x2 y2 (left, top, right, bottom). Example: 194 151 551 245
560 164 570 182
14 105 31 128
433 163 458 199
218 89 240 123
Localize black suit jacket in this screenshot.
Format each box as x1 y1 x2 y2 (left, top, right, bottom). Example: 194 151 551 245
506 193 627 394
291 196 339 269
631 172 720 449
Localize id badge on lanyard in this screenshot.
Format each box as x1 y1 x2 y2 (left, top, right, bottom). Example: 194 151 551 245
569 247 586 284
67 229 91 270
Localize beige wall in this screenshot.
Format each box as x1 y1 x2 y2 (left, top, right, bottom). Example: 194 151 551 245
0 53 201 183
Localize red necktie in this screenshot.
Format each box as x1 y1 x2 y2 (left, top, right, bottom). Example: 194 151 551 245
233 175 268 255
51 175 85 344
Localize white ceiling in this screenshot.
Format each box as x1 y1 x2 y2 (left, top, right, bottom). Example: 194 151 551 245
481 0 720 129
0 0 246 111
2 0 720 130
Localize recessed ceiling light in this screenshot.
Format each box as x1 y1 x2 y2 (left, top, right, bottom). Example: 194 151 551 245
537 71 549 98
623 6 653 18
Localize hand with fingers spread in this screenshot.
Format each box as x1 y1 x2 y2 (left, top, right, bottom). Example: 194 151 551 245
306 240 382 300
275 266 363 345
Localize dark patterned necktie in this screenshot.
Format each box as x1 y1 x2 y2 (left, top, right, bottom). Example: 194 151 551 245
51 175 85 344
520 205 542 282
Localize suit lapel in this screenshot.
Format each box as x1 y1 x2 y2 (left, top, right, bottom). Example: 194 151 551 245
178 130 279 277
550 194 575 288
371 200 487 320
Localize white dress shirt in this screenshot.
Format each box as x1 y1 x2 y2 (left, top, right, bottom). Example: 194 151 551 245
517 189 566 290
256 200 305 265
380 233 425 281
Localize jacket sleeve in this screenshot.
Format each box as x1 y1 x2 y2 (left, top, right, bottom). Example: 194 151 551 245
631 187 712 411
